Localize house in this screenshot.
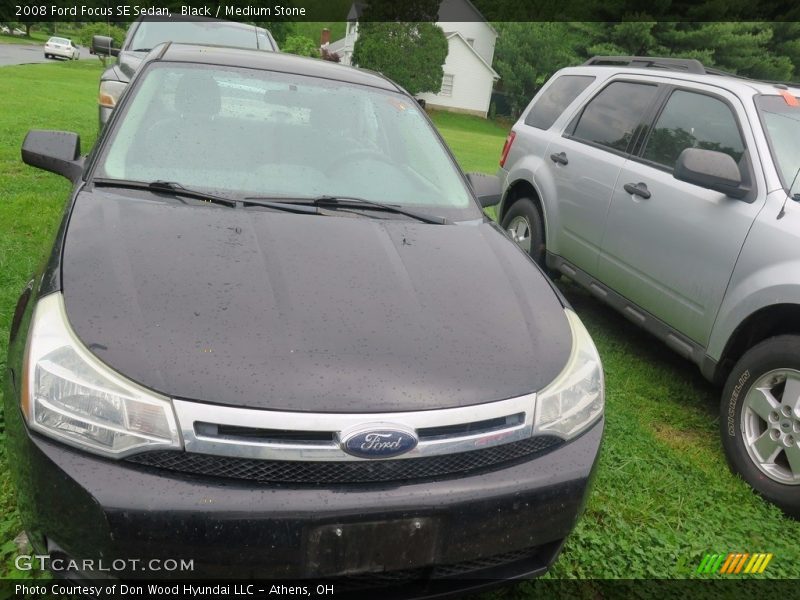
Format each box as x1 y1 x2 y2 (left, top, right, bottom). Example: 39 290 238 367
328 0 499 117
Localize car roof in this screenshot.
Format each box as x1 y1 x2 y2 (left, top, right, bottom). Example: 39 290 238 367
152 43 402 93
557 64 800 98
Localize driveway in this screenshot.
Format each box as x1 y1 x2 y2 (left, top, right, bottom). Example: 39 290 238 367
0 42 99 66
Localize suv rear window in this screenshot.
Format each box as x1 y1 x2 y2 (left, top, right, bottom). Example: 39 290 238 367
570 81 658 153
524 75 595 130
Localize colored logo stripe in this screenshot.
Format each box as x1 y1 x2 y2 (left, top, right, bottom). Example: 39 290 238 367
697 552 772 574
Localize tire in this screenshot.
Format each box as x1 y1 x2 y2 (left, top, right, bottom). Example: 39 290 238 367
44 53 49 59
500 197 546 268
721 335 800 518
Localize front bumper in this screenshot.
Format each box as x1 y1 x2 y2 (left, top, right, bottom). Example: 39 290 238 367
7 389 602 586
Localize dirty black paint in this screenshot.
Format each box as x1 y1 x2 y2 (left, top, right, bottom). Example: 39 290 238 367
62 189 572 413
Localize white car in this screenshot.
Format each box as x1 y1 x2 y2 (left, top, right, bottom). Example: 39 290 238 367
1 26 10 34
44 37 80 60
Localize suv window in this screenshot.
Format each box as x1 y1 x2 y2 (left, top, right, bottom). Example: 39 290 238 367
571 82 658 153
642 90 745 168
756 94 800 194
525 75 595 130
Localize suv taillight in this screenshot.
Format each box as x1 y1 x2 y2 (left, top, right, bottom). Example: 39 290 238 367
499 131 516 168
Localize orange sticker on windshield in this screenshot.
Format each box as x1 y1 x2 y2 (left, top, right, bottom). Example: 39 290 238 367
779 90 799 106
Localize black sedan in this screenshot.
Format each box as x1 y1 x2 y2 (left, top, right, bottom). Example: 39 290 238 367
6 43 604 594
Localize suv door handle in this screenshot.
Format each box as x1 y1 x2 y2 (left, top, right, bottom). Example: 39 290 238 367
550 152 568 165
623 182 651 199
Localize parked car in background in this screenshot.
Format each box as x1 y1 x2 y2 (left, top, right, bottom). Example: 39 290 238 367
498 55 800 517
7 43 604 587
44 36 80 60
1 25 10 34
92 16 277 127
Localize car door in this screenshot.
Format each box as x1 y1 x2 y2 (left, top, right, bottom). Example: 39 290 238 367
597 85 765 345
547 80 661 275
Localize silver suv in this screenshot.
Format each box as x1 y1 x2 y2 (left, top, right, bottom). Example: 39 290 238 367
498 56 800 517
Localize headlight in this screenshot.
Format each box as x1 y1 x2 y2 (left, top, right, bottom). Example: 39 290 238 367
98 80 127 108
534 309 604 439
22 293 181 458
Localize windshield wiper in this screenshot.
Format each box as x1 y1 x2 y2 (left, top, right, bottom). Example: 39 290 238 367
244 194 449 225
92 179 321 215
93 178 238 208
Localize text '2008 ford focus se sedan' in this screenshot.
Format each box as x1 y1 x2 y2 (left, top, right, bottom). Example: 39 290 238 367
5 44 604 593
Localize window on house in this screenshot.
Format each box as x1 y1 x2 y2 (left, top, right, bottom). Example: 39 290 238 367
440 74 454 97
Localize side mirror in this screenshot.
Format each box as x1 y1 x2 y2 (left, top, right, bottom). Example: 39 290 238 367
466 172 501 208
21 130 83 182
92 35 119 57
674 148 748 199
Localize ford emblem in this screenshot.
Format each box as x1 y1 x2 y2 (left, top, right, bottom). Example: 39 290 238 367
341 427 418 459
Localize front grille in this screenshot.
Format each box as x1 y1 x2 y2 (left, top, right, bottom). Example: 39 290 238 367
127 435 563 484
335 542 557 591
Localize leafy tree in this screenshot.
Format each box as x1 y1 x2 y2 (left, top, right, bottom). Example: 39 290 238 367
76 23 126 48
352 22 448 95
254 21 292 46
76 23 127 66
493 22 584 115
493 21 800 117
282 35 319 58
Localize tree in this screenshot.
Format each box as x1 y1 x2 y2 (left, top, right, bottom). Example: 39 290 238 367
76 23 126 48
493 22 585 116
282 35 319 58
77 23 127 66
254 21 292 46
352 22 448 95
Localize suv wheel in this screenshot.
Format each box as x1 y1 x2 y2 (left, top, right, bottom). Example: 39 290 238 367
500 197 545 267
721 335 800 518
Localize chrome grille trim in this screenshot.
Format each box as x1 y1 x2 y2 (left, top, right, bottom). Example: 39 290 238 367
171 393 536 462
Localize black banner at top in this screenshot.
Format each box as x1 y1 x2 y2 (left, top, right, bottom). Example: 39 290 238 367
1 0 800 23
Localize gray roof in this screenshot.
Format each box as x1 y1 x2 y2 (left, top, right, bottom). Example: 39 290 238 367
327 38 346 54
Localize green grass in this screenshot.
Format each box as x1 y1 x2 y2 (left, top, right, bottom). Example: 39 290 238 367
0 60 103 578
0 60 799 583
0 32 47 45
429 109 509 173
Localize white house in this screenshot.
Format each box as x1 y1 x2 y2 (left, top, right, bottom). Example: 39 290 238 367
328 0 499 117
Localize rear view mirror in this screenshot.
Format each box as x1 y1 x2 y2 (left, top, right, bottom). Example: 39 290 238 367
92 35 119 57
466 172 501 208
21 130 83 182
674 148 748 199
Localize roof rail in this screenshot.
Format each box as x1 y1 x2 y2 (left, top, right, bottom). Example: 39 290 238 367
583 55 800 89
583 56 706 74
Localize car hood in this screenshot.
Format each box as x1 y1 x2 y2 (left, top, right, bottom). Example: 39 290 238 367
61 190 572 413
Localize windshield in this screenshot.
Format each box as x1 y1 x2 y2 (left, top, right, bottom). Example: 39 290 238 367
756 94 800 195
128 21 259 51
94 63 477 220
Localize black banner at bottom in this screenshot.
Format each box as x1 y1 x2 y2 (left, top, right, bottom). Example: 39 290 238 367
4 579 800 600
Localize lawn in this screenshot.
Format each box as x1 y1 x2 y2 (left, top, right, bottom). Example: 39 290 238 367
0 60 799 583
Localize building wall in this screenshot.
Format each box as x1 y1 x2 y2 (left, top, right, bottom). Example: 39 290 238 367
437 20 496 65
416 36 496 117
